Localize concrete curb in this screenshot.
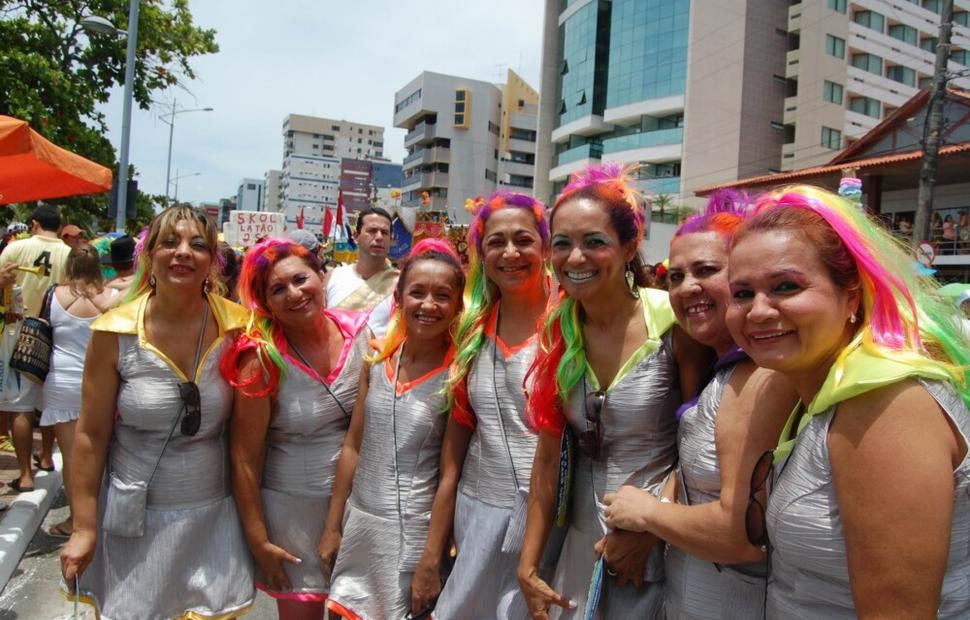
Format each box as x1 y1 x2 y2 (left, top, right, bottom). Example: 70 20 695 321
0 453 63 591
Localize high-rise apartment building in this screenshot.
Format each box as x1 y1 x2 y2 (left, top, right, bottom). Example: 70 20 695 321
338 159 405 215
393 70 539 224
280 114 385 229
781 0 970 171
236 178 265 212
535 0 790 206
264 169 282 213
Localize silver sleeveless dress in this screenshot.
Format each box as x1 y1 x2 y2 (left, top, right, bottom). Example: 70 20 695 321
767 379 970 618
259 323 368 599
435 333 546 620
77 317 254 619
665 364 767 619
327 354 449 620
551 329 680 620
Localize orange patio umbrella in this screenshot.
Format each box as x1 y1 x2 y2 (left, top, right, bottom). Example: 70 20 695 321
0 115 113 205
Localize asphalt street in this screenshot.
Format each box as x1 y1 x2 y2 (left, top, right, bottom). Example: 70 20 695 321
0 489 278 619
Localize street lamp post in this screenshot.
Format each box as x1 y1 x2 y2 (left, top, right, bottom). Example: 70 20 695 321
81 0 140 233
171 170 201 204
160 98 213 206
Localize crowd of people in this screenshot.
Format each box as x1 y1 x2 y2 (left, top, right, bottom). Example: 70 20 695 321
0 162 966 620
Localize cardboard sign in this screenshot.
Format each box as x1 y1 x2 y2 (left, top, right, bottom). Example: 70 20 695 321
223 211 284 246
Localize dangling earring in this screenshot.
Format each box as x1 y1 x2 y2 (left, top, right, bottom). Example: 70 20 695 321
849 313 857 324
625 264 638 298
149 273 156 288
203 277 210 294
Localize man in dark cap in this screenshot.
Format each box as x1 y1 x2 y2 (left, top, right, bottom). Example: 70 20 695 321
103 235 136 298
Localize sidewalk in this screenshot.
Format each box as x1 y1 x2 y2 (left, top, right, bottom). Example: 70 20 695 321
0 430 62 592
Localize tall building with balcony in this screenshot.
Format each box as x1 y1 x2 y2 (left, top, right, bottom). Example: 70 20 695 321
280 114 385 229
393 70 539 223
535 0 801 207
264 169 282 213
237 178 265 212
781 0 970 171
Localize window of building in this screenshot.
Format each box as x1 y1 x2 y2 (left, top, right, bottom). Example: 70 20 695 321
827 0 847 13
770 121 785 130
455 90 466 102
888 24 918 46
559 100 567 114
454 90 471 128
488 121 500 136
821 127 842 150
853 10 885 33
921 36 938 53
454 114 465 125
823 80 844 104
922 0 942 14
953 49 968 66
331 125 340 131
849 96 881 118
576 89 587 105
851 53 883 75
956 11 969 26
247 183 256 190
826 34 846 59
485 169 497 182
560 59 569 75
518 98 526 108
886 65 917 86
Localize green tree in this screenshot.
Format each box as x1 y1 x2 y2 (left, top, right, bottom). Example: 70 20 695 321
0 0 218 232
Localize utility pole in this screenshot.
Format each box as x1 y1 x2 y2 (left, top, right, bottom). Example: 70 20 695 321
913 0 954 246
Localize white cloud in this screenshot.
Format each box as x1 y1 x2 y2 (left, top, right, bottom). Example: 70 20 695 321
99 0 544 204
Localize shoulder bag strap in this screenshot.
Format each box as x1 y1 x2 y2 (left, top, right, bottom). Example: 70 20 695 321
289 339 350 418
490 316 521 491
41 285 55 321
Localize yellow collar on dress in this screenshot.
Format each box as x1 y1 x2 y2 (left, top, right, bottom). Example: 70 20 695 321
92 292 250 335
773 337 952 461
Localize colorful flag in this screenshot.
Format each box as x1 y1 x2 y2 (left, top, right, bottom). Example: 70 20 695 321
336 190 345 233
296 207 305 229
323 207 334 238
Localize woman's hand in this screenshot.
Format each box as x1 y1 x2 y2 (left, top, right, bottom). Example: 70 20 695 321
60 529 97 588
318 527 342 581
603 485 657 532
410 557 441 615
596 529 658 588
518 565 575 619
253 540 300 592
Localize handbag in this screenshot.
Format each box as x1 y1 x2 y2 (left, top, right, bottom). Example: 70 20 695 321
9 285 55 384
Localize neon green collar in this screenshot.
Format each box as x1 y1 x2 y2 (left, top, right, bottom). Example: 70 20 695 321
774 339 951 461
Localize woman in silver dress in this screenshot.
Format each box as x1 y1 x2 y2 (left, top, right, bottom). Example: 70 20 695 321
518 163 707 619
321 239 465 620
417 192 551 619
222 238 369 619
60 206 255 619
727 185 970 618
603 193 797 619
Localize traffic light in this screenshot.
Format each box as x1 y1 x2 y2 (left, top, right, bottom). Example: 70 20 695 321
108 178 138 220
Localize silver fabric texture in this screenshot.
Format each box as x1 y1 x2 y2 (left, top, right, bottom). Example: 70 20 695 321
766 379 970 618
328 357 448 620
77 334 255 620
259 328 368 595
435 337 540 620
550 330 680 620
665 364 768 619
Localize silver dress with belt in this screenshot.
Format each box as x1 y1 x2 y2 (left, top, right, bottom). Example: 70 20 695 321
766 379 970 618
327 355 448 620
78 332 254 619
259 326 368 598
434 335 549 620
665 364 768 619
551 330 680 620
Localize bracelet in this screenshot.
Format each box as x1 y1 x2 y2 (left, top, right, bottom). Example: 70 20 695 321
659 496 673 504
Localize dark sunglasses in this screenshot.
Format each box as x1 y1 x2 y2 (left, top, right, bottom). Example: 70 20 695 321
178 381 202 436
579 390 606 460
745 450 775 549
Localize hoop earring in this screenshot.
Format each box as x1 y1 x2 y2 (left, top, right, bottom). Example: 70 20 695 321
625 264 638 298
149 274 156 289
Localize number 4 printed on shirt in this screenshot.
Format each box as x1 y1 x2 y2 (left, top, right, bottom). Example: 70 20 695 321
33 251 52 276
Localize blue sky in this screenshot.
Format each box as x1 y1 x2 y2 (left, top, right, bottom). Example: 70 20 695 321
98 0 544 205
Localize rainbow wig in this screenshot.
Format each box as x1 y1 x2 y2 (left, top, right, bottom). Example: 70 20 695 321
738 185 969 405
527 162 647 433
220 237 322 398
370 237 466 364
675 188 748 240
124 207 224 304
446 192 549 427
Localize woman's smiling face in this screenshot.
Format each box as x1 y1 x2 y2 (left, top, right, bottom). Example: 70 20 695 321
727 229 858 383
550 197 635 303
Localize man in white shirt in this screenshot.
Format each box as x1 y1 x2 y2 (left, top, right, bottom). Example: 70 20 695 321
325 207 398 337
